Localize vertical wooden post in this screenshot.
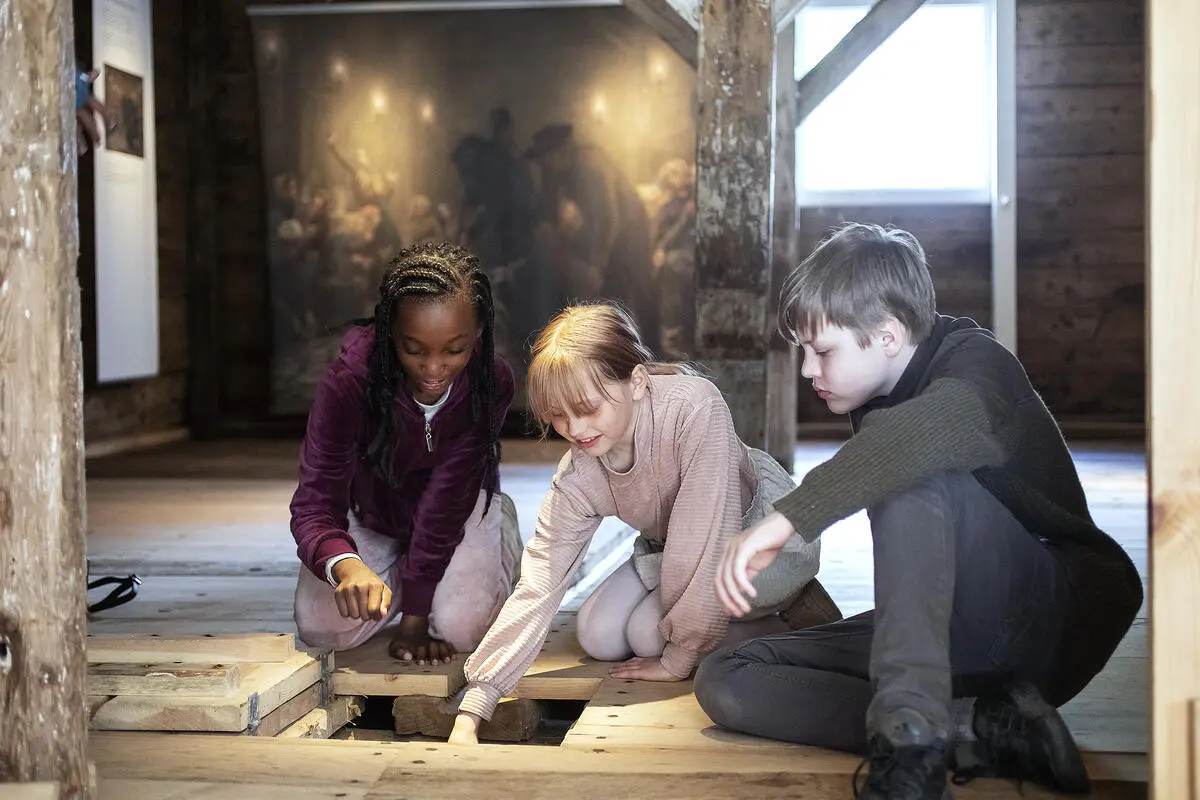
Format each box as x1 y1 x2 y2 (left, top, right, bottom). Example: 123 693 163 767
185 0 221 439
1148 0 1200 797
0 0 92 796
694 0 775 447
766 19 799 472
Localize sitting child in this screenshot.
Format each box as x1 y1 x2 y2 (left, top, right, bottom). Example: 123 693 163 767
289 242 521 664
449 303 836 744
699 223 1142 799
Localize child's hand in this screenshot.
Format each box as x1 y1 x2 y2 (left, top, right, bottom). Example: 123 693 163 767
716 512 796 617
448 712 480 745
608 656 685 682
388 615 455 665
332 559 393 621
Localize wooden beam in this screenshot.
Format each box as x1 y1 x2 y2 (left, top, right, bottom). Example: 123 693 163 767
694 0 775 447
1149 0 1200 796
184 0 222 438
622 0 699 69
0 0 91 794
86 633 297 664
773 0 815 32
795 0 927 124
766 19 800 471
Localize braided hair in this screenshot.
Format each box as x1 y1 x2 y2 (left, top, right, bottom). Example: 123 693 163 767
360 241 500 513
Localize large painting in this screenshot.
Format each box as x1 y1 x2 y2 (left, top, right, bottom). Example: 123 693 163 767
250 6 698 416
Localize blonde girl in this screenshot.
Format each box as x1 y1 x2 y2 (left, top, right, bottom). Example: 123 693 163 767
449 303 836 743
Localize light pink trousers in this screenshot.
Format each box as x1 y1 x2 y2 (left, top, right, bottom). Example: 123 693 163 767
294 490 518 652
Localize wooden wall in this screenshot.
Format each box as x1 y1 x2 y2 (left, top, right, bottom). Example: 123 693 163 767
78 1 190 444
1014 0 1144 426
196 0 272 429
794 0 1145 431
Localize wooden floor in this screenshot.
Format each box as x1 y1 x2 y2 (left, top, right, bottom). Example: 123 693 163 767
80 438 1149 798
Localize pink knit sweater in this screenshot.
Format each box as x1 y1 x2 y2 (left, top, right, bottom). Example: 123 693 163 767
460 374 755 719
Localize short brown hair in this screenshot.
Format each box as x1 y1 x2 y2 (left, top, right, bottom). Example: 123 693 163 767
527 303 696 436
777 222 937 347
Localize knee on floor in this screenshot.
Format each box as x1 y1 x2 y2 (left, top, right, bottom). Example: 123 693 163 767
624 608 666 658
576 614 633 662
431 610 498 653
294 622 361 653
693 649 748 730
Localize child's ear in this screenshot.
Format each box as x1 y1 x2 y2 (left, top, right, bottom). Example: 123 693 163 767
630 364 651 400
879 316 908 356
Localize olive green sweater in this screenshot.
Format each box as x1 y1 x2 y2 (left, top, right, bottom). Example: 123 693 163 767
773 315 1142 705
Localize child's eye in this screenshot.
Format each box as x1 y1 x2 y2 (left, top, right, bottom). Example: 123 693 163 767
815 350 830 357
446 349 466 356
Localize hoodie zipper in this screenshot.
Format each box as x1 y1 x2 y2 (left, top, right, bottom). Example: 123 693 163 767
425 418 433 452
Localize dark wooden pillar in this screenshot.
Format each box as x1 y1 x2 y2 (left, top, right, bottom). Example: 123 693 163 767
0 0 92 796
694 0 775 448
766 20 799 472
185 0 221 438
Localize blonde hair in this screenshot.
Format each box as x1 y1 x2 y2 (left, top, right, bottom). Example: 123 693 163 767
527 303 698 435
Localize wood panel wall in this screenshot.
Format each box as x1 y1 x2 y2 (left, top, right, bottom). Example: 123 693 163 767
79 1 190 444
1014 0 1145 426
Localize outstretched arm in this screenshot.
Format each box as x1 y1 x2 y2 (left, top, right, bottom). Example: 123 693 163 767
455 462 608 732
774 377 1008 542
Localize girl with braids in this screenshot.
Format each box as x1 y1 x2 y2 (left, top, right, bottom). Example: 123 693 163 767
449 303 836 744
290 241 521 664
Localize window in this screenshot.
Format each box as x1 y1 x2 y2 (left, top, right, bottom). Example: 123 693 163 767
795 0 994 205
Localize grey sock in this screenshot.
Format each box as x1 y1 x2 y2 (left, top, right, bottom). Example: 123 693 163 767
953 697 978 743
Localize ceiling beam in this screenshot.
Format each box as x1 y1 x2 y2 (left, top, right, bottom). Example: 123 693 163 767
622 0 699 68
773 0 814 32
795 0 927 123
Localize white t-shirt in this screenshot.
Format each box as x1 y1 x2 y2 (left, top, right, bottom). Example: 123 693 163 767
415 383 454 422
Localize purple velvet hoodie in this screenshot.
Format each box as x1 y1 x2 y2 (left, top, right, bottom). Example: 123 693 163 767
289 324 515 617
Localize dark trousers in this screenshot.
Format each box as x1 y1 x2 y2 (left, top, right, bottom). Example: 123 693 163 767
694 470 1067 754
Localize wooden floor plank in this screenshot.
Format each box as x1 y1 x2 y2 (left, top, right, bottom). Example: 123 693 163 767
87 662 244 697
98 780 369 800
87 633 297 664
331 615 609 700
88 652 329 733
86 732 1146 799
0 785 60 800
332 636 464 698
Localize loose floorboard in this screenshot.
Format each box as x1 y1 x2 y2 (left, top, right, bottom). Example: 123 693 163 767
82 439 1150 796
333 614 608 700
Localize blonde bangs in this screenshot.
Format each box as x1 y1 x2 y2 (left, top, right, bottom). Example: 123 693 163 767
527 347 615 427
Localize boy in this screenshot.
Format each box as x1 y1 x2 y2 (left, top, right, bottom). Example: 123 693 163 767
695 223 1142 799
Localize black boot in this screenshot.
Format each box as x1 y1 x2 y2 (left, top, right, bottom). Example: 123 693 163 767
957 680 1090 794
855 707 953 800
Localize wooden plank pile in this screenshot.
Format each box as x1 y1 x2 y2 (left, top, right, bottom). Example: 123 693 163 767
85 633 360 737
